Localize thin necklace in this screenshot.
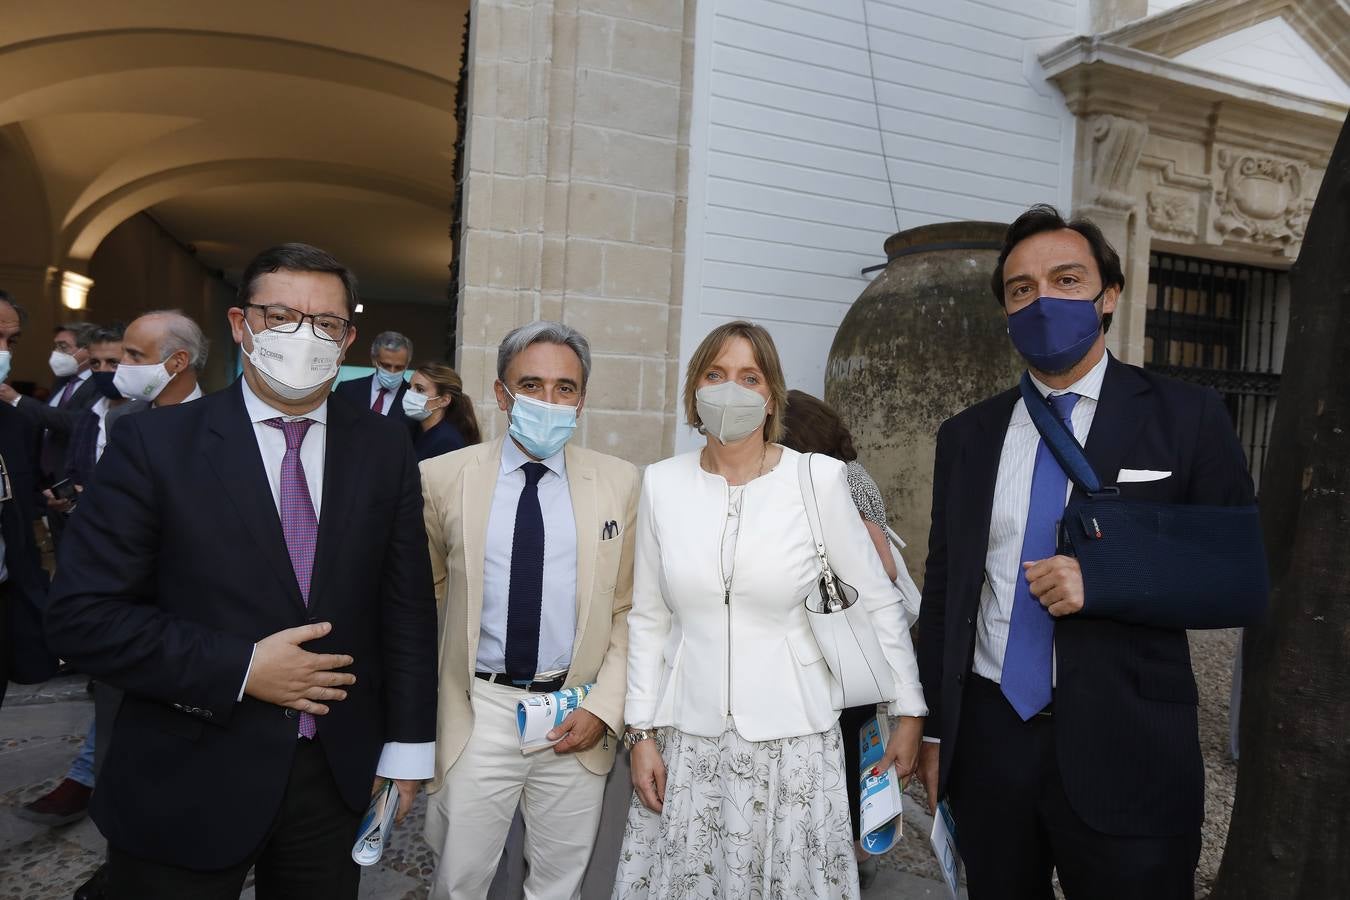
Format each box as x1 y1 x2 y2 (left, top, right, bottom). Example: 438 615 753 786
704 442 769 485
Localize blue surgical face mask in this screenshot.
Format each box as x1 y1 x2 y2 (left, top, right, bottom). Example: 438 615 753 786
90 370 122 400
375 368 405 391
506 389 578 459
0 350 10 384
1006 290 1105 374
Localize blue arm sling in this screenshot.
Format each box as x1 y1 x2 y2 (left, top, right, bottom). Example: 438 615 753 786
1019 373 1268 629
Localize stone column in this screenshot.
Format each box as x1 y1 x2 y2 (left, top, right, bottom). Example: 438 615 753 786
457 0 691 464
1071 113 1150 365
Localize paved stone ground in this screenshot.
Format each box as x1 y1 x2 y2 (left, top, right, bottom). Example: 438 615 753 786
1 629 1237 899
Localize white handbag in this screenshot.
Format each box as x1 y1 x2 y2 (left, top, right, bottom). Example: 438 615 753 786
797 453 895 709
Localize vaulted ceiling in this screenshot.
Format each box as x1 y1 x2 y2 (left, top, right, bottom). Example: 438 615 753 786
0 0 467 304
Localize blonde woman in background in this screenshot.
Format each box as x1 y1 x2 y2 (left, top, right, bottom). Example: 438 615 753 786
614 321 926 899
403 361 480 461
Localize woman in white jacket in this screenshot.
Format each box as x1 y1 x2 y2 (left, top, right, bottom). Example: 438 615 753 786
613 321 926 899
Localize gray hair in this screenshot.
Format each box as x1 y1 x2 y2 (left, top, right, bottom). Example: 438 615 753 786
370 331 413 360
496 321 592 389
0 291 27 326
142 310 209 373
56 321 98 348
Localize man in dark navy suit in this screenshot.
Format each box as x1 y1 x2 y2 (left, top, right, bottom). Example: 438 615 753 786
46 244 437 899
0 293 52 708
915 206 1254 900
333 330 415 429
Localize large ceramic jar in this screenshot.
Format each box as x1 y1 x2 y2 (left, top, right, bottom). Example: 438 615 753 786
825 221 1023 585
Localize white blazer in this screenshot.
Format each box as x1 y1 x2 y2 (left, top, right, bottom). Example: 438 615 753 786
625 446 926 741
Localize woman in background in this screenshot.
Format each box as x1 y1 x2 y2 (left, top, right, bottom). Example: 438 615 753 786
779 388 909 888
403 362 480 460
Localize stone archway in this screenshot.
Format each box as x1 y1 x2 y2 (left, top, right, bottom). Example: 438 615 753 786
0 4 467 385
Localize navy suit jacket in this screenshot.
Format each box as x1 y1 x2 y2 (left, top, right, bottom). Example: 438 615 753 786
413 418 467 462
0 402 51 703
334 373 414 430
917 355 1254 837
45 379 438 870
17 374 101 480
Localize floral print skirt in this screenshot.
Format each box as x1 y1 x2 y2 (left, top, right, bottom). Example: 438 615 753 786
612 721 859 900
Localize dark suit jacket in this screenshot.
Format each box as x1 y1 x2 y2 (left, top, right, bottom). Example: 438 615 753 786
917 355 1254 838
0 402 51 704
45 379 438 870
17 374 100 479
413 418 467 462
334 373 414 430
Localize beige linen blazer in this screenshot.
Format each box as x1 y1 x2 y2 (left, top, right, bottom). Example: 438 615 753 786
421 436 639 790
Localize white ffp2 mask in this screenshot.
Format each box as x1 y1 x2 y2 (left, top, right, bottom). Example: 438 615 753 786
245 320 343 401
695 381 767 444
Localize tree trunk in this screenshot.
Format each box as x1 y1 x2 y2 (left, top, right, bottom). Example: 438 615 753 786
1210 115 1350 898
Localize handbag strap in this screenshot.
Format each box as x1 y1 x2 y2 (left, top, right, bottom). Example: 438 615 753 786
1017 372 1108 495
796 451 830 569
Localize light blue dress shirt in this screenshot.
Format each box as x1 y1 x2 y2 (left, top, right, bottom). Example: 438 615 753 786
477 437 578 675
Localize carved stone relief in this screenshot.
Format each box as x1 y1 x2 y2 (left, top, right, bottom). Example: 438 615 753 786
1146 189 1199 237
1213 149 1309 246
1088 114 1149 211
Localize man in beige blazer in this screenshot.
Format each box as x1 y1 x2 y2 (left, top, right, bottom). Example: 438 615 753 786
421 321 638 900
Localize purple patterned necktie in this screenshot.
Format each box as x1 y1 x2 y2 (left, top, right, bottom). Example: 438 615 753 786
265 417 319 739
56 377 79 407
1001 391 1079 720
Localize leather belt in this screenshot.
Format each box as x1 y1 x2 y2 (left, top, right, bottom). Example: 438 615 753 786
475 671 567 693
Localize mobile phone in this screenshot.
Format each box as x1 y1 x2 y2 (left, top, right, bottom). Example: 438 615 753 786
50 479 78 501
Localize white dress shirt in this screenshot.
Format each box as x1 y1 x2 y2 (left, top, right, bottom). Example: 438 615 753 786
238 377 433 780
369 376 396 415
972 351 1108 686
477 437 578 675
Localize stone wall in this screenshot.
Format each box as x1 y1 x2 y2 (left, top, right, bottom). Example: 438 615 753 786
456 0 693 464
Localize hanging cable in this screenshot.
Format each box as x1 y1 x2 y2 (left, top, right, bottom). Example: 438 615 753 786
860 0 903 251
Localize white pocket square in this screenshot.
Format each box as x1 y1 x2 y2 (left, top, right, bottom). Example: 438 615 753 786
1117 468 1171 483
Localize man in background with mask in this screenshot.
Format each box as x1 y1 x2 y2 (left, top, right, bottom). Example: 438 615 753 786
915 205 1254 900
420 320 638 900
333 329 415 428
106 309 206 421
0 320 99 548
45 243 438 899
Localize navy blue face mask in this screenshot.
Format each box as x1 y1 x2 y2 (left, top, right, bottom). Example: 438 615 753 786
90 370 122 400
1006 289 1105 374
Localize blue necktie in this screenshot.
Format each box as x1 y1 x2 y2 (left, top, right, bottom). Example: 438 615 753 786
1001 391 1079 720
505 462 548 682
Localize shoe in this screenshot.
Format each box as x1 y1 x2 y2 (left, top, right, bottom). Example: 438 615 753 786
16 778 92 826
73 862 110 900
857 853 879 890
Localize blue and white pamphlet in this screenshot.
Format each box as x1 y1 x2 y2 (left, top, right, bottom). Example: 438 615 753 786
857 712 904 855
930 799 963 900
516 683 594 752
352 779 398 867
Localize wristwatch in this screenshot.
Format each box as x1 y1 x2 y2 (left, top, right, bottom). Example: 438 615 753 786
622 727 654 749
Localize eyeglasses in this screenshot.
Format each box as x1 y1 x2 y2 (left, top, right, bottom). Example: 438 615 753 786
245 304 352 343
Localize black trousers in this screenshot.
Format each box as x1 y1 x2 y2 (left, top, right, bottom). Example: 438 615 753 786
947 675 1200 900
107 739 362 900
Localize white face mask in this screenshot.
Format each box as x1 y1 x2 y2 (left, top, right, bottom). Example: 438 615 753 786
695 381 768 445
401 390 439 422
49 350 80 378
244 320 343 402
0 349 11 383
113 361 176 403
